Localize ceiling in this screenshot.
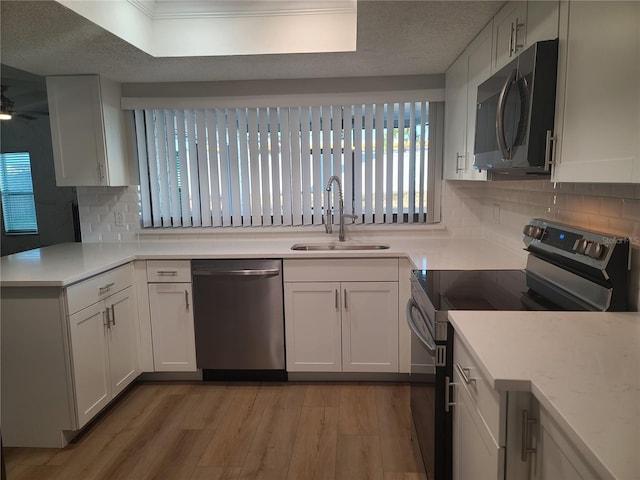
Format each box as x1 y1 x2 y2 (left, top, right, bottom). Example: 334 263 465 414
1 0 503 115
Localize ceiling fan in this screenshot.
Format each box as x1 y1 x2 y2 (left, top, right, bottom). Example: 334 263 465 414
0 85 49 121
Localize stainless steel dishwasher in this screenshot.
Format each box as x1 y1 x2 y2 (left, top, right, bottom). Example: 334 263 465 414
191 259 286 381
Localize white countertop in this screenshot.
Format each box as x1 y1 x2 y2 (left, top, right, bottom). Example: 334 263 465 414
0 236 528 287
449 311 640 480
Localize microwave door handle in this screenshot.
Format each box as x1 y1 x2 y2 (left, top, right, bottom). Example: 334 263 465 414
496 68 518 160
406 299 437 355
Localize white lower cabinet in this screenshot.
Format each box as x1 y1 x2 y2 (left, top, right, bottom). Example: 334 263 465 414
148 283 196 371
453 334 602 480
146 260 196 372
283 259 399 373
69 286 138 428
452 336 504 480
526 398 599 480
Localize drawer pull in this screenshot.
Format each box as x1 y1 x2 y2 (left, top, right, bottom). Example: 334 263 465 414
157 270 178 276
110 305 116 326
456 363 476 385
335 289 339 310
521 409 537 461
99 282 115 293
185 290 190 310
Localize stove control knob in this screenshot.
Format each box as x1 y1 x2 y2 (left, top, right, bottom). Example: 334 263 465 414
587 242 606 260
574 238 589 254
531 226 545 240
523 225 535 237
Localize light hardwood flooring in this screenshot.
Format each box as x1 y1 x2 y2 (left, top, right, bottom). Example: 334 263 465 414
4 382 427 480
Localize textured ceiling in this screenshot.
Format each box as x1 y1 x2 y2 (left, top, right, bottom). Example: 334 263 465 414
1 0 504 84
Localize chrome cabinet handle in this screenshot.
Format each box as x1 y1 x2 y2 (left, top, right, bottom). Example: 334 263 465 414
185 290 190 310
544 129 557 171
103 309 110 330
455 363 476 385
110 305 116 326
343 289 348 310
445 376 456 412
509 22 515 56
521 409 537 461
455 152 465 173
99 282 115 293
513 18 524 54
157 270 178 276
335 289 339 310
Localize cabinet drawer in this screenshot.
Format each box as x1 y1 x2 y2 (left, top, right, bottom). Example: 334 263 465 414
283 258 398 282
147 260 191 283
454 335 501 443
66 263 133 315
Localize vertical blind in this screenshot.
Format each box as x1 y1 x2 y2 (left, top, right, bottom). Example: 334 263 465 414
134 102 430 228
0 152 38 234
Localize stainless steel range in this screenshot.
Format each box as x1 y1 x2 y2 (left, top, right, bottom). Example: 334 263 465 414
407 219 631 480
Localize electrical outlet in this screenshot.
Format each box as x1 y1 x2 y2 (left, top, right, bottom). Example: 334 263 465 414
114 210 125 226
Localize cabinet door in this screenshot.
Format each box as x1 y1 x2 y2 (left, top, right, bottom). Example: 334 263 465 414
148 283 197 372
105 287 139 395
444 54 469 180
284 282 342 372
552 2 640 183
453 369 503 480
526 1 559 47
68 302 111 429
47 75 107 186
532 403 599 480
464 23 492 181
492 2 528 72
341 282 399 373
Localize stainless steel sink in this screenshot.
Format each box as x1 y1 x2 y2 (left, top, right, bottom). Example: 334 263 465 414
291 242 390 251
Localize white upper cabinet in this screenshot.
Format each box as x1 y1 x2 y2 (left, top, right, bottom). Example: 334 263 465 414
551 2 640 183
46 75 133 187
444 22 492 181
492 1 559 72
492 1 528 71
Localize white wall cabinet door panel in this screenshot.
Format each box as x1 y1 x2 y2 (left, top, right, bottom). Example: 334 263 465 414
552 2 640 183
492 1 528 72
148 283 197 372
526 1 559 47
106 287 138 395
444 54 469 180
68 302 111 429
46 74 131 187
284 282 342 372
341 282 398 373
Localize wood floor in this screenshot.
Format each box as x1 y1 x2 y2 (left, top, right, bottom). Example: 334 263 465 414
4 382 427 480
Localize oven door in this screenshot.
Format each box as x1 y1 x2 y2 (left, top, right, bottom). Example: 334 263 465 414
406 298 436 480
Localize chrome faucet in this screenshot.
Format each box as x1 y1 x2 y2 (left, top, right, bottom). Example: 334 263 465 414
325 175 357 242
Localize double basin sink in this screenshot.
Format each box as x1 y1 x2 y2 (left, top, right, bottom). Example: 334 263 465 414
291 242 390 251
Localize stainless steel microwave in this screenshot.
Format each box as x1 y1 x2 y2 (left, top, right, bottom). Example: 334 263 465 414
473 39 558 178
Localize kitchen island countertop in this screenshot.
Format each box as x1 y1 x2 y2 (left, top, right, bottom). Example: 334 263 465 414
449 310 640 480
0 236 527 287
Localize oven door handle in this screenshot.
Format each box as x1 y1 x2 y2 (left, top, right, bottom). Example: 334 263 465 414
406 299 437 355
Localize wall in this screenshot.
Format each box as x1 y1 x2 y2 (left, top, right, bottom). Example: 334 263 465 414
0 116 77 255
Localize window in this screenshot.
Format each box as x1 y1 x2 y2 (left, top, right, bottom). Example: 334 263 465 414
0 152 38 234
134 100 440 228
